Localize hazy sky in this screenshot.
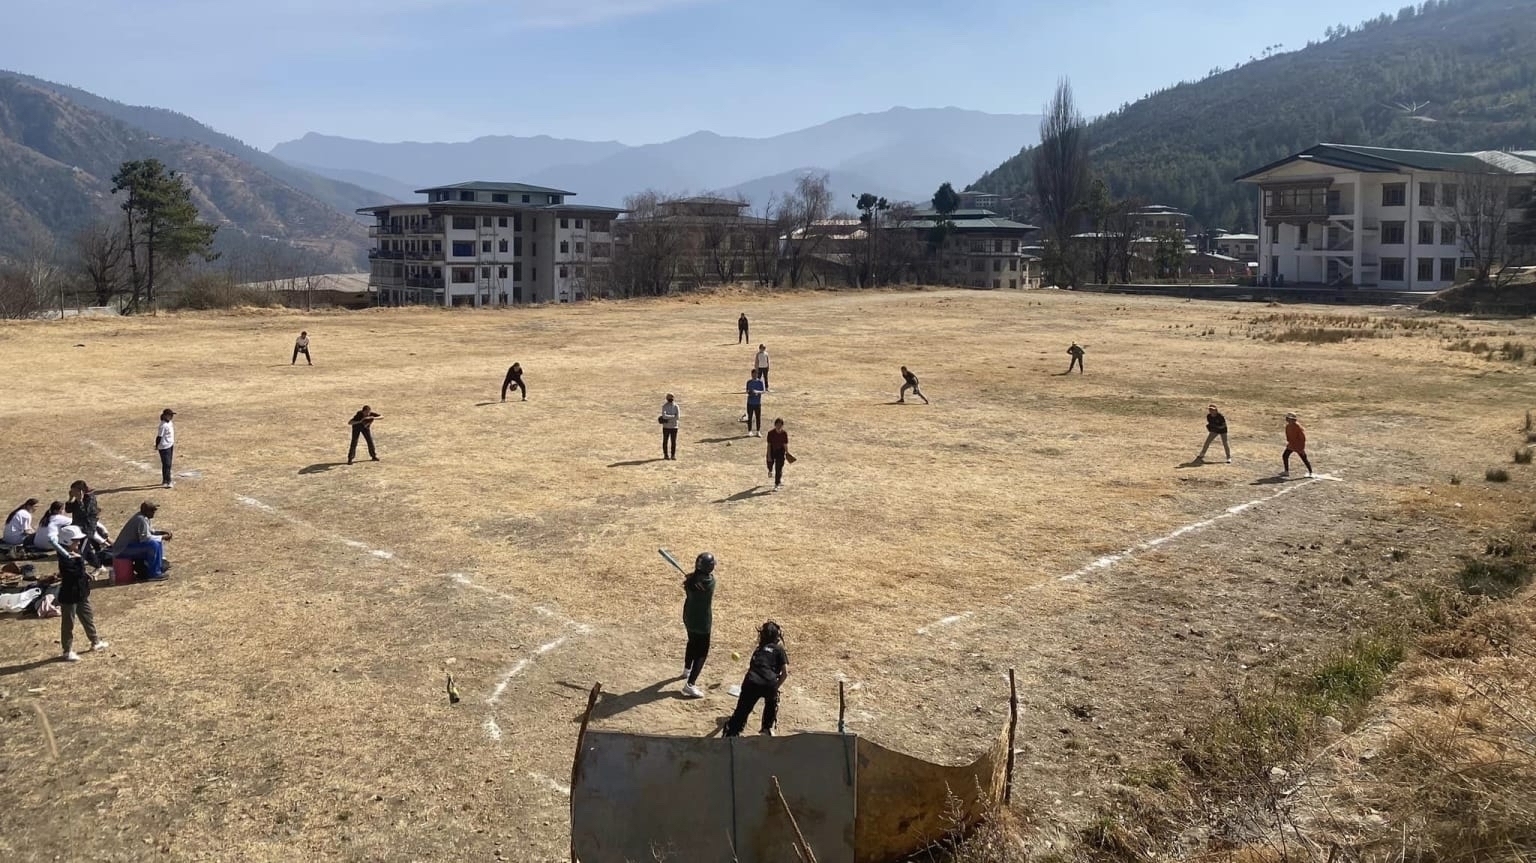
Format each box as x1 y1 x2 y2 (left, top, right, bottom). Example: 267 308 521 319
8 0 1402 150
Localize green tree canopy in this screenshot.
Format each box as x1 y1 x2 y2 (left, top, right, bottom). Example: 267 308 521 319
111 158 217 313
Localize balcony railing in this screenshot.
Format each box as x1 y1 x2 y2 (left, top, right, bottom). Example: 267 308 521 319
406 277 445 289
405 220 445 235
369 225 404 237
368 249 405 260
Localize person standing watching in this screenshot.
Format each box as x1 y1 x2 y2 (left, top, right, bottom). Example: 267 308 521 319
898 366 929 404
111 501 173 581
738 313 750 344
766 417 791 491
1066 343 1085 374
66 481 110 572
754 344 771 390
680 551 716 698
293 331 312 365
156 408 177 489
501 362 527 402
744 370 765 437
348 405 382 465
56 526 108 662
1197 404 1231 463
659 394 680 460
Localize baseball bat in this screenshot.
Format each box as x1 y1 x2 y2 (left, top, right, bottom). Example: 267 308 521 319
658 548 686 574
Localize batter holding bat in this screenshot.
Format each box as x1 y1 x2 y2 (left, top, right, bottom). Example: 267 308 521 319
673 550 715 698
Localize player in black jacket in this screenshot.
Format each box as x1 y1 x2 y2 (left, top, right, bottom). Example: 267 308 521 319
1196 404 1231 463
723 621 789 736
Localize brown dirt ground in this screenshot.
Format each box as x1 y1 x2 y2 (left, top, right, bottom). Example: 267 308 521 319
1 289 1534 861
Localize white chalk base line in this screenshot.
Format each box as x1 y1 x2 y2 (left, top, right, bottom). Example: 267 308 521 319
918 473 1343 633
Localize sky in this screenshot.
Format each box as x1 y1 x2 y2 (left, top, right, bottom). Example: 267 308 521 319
6 0 1405 150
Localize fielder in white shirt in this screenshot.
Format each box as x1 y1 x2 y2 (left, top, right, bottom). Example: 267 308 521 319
156 408 177 489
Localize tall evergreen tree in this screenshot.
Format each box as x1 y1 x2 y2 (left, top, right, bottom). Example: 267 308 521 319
1033 79 1090 286
110 159 218 313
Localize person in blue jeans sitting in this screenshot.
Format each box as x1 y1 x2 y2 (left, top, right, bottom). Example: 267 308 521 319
111 501 174 580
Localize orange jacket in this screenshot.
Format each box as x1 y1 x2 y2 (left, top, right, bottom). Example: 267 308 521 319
1285 422 1306 451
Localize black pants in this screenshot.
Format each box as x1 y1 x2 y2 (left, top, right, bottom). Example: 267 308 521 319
746 403 761 432
292 346 310 365
158 447 174 485
723 681 779 736
349 426 377 462
738 325 748 343
757 367 769 389
1283 448 1312 473
768 450 786 486
899 382 927 403
1068 355 1083 373
662 427 678 459
684 632 710 685
502 379 526 401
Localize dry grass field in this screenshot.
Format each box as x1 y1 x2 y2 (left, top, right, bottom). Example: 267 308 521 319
1 288 1534 861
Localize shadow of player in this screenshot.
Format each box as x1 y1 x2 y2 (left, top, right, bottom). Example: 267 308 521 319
607 458 666 467
713 486 773 503
299 461 348 475
1250 474 1290 485
557 679 682 722
1175 459 1206 470
697 435 745 444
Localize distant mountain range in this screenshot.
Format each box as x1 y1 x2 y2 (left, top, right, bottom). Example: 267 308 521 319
270 107 1041 209
0 71 377 272
972 0 1536 230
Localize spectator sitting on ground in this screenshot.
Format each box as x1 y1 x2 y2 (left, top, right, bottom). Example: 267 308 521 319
110 501 174 580
32 501 71 553
3 498 39 546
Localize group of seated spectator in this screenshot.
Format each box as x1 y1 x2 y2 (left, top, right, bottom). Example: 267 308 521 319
3 481 172 580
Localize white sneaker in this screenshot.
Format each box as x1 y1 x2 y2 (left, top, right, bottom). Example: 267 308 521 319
91 640 110 652
681 684 704 698
760 728 774 737
62 651 80 662
1306 471 1315 478
1225 458 1232 464
164 482 174 489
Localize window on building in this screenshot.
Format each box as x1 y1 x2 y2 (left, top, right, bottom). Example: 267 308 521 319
1269 224 1279 243
513 214 523 231
452 216 475 230
1298 224 1309 244
499 239 509 253
532 267 537 281
1381 221 1405 244
530 218 537 231
1381 257 1405 281
478 217 489 228
459 191 476 202
1418 221 1435 244
560 218 569 229
575 265 585 277
592 219 610 232
993 279 1001 289
1416 258 1434 281
575 242 585 254
532 242 538 255
1012 239 1020 253
992 259 1002 272
522 195 530 203
559 240 569 254
558 265 568 278
575 218 584 229
481 267 491 280
498 265 508 279
549 196 561 205
1009 279 1017 289
1418 183 1435 206
452 241 474 257
1441 223 1456 246
1382 183 1406 207
451 267 475 283
992 239 1003 253
512 262 523 281
1441 183 1457 207
514 237 523 255
493 194 508 204
1441 258 1457 281
1510 184 1534 208
498 216 508 228
971 259 985 272
432 240 442 254
1009 259 1018 271
481 240 492 253
592 242 611 258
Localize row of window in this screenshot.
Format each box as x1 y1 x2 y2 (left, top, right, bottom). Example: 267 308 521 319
967 239 1025 253
440 215 614 232
1269 221 1461 246
428 190 563 206
970 258 1025 273
445 264 600 283
1380 257 1458 282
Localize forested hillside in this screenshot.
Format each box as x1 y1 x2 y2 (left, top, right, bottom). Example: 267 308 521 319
973 0 1536 230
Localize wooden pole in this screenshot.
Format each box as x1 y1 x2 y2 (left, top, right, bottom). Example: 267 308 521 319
771 776 819 863
837 680 846 735
1004 668 1018 805
569 682 602 863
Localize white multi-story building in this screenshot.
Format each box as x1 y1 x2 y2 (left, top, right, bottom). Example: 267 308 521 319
360 182 625 307
1237 144 1536 290
1212 232 1258 262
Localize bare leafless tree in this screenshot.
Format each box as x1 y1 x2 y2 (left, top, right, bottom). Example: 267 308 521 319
744 196 786 287
74 220 129 307
781 173 832 288
1450 172 1535 292
613 191 688 297
1033 78 1090 287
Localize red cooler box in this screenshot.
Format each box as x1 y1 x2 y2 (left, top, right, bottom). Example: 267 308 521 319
112 557 136 585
